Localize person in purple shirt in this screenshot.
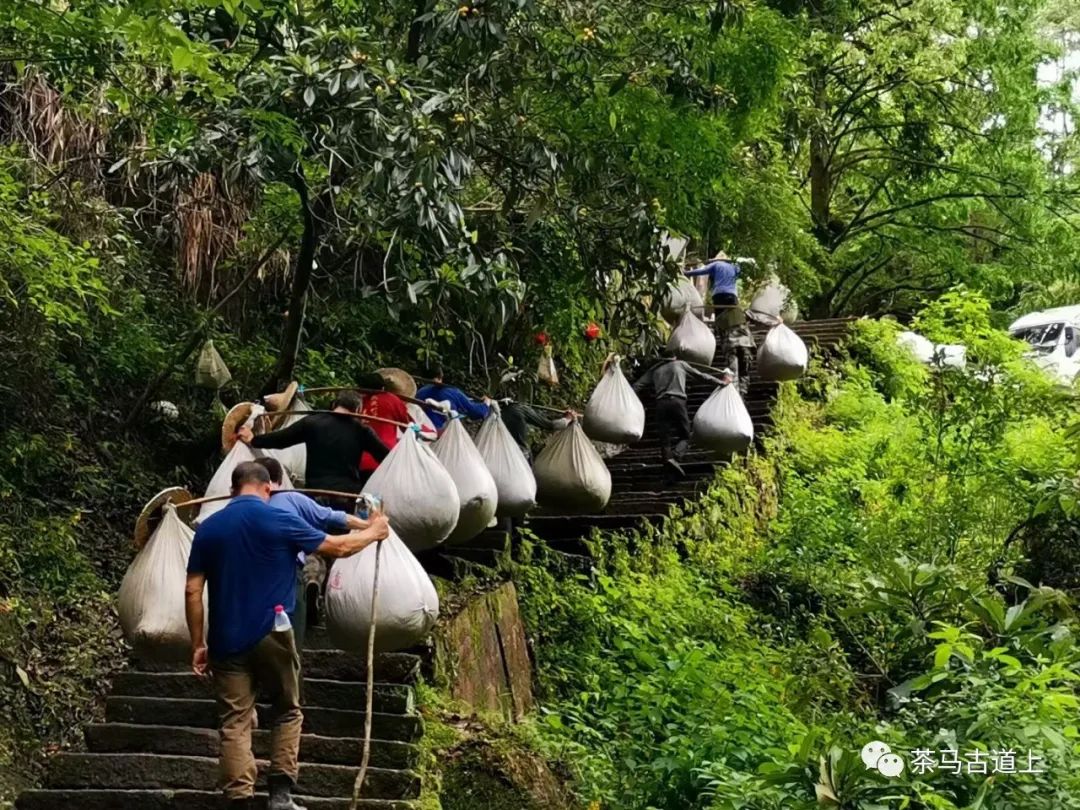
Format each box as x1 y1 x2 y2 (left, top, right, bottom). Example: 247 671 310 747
253 457 370 649
185 461 388 810
416 364 492 432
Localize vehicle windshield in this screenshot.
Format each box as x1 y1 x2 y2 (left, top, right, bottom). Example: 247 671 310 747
1011 322 1063 354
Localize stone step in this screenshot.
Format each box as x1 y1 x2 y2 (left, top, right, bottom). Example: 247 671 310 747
43 753 420 800
86 724 420 770
527 513 666 540
112 672 413 713
106 697 422 742
17 790 417 810
131 652 421 684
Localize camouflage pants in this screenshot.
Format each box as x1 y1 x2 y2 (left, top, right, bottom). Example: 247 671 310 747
718 329 754 395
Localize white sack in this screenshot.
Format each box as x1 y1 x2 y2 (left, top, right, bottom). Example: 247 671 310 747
196 440 293 525
407 402 438 440
118 506 204 661
475 410 537 518
667 310 716 366
757 323 809 382
897 330 935 363
534 421 612 513
583 360 645 445
325 529 439 654
253 400 308 485
750 276 797 321
433 419 499 544
692 384 754 454
662 278 704 323
365 431 459 551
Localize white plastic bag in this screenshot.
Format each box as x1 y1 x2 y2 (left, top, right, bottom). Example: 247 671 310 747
583 359 645 445
118 506 204 661
195 339 231 389
534 421 612 513
661 278 704 323
196 440 293 525
475 409 537 518
325 529 440 654
757 323 809 381
433 419 499 544
667 310 716 365
538 345 559 387
692 384 754 454
365 430 459 551
750 276 795 321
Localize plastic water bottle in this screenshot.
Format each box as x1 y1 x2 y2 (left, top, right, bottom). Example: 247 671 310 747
273 604 291 632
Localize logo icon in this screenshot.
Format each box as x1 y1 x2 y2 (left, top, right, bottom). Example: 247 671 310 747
861 741 905 779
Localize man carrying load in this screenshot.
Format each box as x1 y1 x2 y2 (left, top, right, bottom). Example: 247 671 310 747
683 252 756 395
633 352 728 477
417 364 492 432
185 461 389 810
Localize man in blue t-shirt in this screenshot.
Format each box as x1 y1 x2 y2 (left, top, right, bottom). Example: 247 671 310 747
186 461 389 810
683 252 757 395
416 364 491 432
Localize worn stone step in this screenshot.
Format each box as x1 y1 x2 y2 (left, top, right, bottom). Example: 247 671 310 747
112 672 413 713
106 697 422 742
528 513 666 540
44 753 420 800
134 652 421 684
86 724 420 770
16 790 417 810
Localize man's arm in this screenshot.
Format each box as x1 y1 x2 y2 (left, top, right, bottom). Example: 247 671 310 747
316 514 391 558
243 419 308 450
286 493 358 534
360 425 391 463
455 389 491 421
683 262 716 278
632 367 655 393
684 362 724 386
521 404 560 432
185 573 208 677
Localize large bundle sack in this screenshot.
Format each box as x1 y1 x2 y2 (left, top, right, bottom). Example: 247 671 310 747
757 323 809 381
661 278 704 323
538 344 559 387
750 277 798 322
365 430 459 551
583 359 645 445
692 384 754 454
667 310 716 365
406 402 439 440
433 419 499 544
118 506 203 661
195 339 231 389
534 421 612 513
475 410 536 518
325 529 440 653
196 440 294 525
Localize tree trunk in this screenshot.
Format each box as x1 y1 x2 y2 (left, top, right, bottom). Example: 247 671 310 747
809 69 832 248
263 167 318 396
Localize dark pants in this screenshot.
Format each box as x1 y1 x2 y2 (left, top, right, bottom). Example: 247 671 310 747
288 568 307 652
212 630 303 799
656 396 691 462
712 292 738 307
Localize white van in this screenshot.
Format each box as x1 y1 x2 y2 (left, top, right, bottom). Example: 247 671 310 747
1008 306 1080 383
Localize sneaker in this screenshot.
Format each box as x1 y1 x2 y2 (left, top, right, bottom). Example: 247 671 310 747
665 458 687 478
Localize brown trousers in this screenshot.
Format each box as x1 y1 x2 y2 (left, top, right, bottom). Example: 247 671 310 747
211 630 303 799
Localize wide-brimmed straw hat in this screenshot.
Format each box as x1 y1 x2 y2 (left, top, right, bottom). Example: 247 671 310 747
377 367 417 398
134 486 193 549
712 250 730 261
264 380 299 413
221 402 254 452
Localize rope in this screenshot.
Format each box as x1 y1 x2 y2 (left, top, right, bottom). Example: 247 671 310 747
349 537 382 809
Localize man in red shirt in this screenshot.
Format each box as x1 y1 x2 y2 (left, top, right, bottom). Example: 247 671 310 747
357 372 413 474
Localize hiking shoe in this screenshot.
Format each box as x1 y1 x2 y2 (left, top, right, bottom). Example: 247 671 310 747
665 458 687 478
269 775 307 810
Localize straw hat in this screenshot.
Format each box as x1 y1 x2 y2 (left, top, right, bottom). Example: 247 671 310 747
712 250 730 261
134 487 193 549
377 367 417 398
263 380 299 413
221 402 254 452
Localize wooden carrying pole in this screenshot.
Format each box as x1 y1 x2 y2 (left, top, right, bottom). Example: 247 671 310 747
298 386 448 413
174 487 371 510
252 409 415 430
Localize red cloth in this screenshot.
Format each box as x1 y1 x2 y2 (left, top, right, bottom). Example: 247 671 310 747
359 392 411 472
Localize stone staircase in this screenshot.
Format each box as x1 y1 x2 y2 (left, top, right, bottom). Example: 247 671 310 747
526 317 856 551
16 639 425 810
